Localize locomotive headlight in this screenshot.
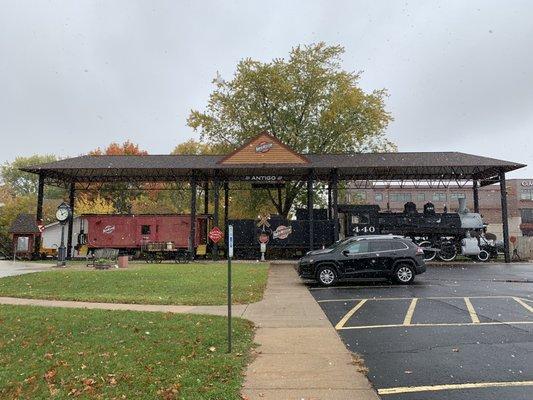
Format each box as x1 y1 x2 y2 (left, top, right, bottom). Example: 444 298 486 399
309 259 314 263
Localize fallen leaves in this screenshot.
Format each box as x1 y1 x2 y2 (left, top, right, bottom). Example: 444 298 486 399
44 369 57 383
157 383 181 400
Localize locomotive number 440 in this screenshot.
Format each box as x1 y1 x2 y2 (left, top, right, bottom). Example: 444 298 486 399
353 226 376 233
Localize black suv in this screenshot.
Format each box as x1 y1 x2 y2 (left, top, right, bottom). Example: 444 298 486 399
298 235 426 286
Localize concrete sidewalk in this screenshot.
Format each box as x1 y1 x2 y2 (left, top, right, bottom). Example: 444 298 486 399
0 296 247 316
240 263 380 400
0 260 52 278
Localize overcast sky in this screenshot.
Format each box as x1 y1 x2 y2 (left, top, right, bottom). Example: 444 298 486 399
1 0 532 177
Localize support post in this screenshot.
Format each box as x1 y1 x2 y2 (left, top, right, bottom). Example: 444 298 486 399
67 182 75 259
327 182 332 220
33 174 45 257
212 172 220 261
224 181 229 250
499 171 510 263
204 180 209 242
307 170 314 251
473 179 479 213
189 173 197 261
332 169 339 242
204 181 209 215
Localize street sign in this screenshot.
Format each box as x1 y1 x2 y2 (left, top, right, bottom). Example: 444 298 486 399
258 233 270 244
208 226 224 244
228 225 234 258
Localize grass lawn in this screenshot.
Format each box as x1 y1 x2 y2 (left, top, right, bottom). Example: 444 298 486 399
0 305 254 399
0 263 268 305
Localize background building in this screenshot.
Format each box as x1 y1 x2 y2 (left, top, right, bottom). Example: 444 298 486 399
346 179 533 239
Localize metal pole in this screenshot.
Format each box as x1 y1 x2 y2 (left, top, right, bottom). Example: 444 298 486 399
473 179 479 213
332 169 339 242
213 173 220 261
307 170 314 251
34 174 45 257
189 173 197 262
227 224 233 353
499 171 511 263
67 182 75 259
58 224 66 267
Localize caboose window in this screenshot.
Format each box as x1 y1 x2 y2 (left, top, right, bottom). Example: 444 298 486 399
141 225 151 234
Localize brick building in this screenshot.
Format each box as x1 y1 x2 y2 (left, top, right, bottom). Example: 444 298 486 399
346 179 533 239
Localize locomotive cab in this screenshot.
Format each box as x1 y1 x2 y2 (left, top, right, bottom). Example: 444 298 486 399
338 205 381 236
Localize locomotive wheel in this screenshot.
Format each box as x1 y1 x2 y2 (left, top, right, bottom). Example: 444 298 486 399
438 241 457 262
419 241 436 261
477 250 490 262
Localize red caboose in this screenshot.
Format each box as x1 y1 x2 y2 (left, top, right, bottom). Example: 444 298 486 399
83 214 208 253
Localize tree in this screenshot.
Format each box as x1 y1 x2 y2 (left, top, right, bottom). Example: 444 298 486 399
1 155 64 198
87 141 148 213
75 194 115 215
171 139 230 155
90 140 148 156
188 43 394 217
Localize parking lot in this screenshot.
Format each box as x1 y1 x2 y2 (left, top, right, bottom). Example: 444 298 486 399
309 263 533 400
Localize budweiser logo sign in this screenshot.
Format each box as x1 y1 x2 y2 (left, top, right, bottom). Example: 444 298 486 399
255 141 273 153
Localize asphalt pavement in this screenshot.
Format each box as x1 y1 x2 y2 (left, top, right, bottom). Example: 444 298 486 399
308 263 533 400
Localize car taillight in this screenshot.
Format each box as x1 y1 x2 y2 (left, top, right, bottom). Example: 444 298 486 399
416 247 424 255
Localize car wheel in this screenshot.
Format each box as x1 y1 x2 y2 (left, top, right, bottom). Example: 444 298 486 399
317 265 337 286
394 264 415 284
477 250 490 262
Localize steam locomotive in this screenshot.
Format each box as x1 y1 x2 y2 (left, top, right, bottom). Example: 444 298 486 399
337 198 499 262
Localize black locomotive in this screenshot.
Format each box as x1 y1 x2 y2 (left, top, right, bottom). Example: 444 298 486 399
229 199 498 261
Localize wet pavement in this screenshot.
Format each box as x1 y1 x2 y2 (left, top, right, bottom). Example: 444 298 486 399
308 263 533 400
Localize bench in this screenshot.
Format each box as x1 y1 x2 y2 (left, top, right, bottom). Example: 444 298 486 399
87 248 120 269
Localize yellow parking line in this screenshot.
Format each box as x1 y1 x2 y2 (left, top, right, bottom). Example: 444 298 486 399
318 295 516 303
403 298 418 325
464 297 480 323
337 321 533 330
513 297 533 312
378 380 533 395
334 299 367 330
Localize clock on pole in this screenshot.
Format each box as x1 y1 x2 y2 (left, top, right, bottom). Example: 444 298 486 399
56 202 72 267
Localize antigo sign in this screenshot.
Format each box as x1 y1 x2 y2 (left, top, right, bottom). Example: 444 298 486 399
244 175 284 182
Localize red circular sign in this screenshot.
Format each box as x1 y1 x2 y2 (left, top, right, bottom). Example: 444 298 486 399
258 233 270 244
208 227 224 244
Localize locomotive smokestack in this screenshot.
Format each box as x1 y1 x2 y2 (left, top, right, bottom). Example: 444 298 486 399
458 197 467 214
